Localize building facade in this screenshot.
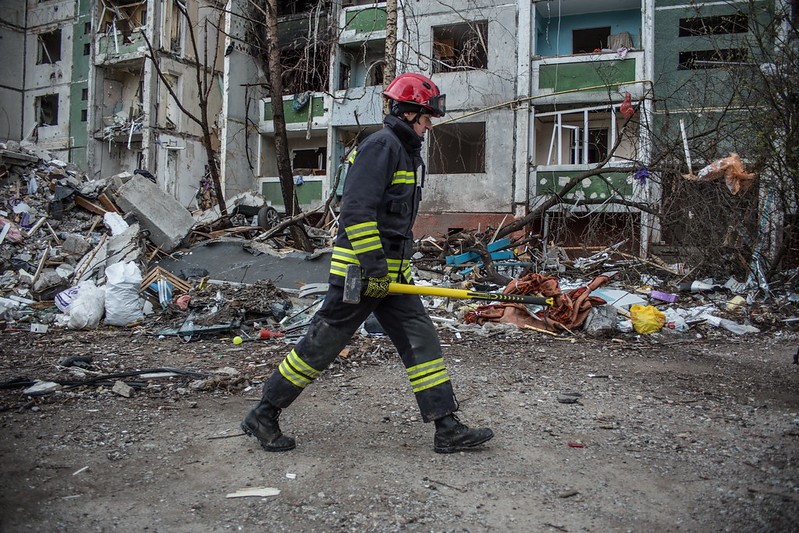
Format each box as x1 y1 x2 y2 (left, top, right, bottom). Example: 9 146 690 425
3 0 786 254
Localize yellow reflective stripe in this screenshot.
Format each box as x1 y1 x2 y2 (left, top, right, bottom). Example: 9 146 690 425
347 227 379 241
412 371 450 393
407 358 446 380
407 357 450 393
332 246 359 264
347 149 357 164
345 221 378 233
287 350 320 379
278 349 319 388
329 263 348 277
387 259 410 277
391 170 415 185
351 236 382 254
330 246 360 277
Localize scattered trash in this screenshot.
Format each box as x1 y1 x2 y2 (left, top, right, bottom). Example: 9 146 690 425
225 487 281 499
23 381 61 396
630 305 666 334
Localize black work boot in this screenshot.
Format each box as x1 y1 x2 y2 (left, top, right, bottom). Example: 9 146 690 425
241 402 296 452
434 414 494 454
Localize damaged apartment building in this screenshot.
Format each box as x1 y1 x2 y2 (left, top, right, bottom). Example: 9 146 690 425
2 1 788 254
224 0 781 254
1 0 225 210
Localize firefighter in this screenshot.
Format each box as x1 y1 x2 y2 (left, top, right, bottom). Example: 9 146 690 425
241 73 494 454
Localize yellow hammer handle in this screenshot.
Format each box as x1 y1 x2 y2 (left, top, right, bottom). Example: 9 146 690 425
387 283 554 306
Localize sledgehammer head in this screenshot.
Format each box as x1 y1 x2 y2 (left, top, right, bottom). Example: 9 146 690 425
342 263 363 304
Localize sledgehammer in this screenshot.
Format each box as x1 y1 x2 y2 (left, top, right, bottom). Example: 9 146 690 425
342 264 554 306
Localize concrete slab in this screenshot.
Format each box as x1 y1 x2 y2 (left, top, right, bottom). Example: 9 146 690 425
114 174 195 252
155 240 331 290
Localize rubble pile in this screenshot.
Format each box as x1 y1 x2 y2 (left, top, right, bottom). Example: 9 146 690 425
2 138 797 343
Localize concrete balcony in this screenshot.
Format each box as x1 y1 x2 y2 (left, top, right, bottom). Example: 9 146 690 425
95 30 146 67
531 51 646 105
259 94 329 134
339 3 387 45
330 85 383 127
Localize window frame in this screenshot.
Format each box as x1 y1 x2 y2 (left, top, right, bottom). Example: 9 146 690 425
431 21 488 74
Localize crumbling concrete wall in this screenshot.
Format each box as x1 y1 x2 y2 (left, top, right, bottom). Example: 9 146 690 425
219 0 263 200
400 2 519 215
0 3 26 141
22 0 76 160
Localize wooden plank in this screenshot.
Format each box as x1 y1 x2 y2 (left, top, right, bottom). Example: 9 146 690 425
74 196 108 216
97 193 120 213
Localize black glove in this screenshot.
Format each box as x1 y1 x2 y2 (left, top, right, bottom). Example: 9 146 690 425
363 275 391 298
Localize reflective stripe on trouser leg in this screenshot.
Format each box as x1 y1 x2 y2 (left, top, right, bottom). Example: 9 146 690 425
263 284 378 408
373 293 457 422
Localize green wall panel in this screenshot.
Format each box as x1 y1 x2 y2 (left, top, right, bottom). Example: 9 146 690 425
345 7 387 33
539 59 636 92
536 171 633 199
264 96 325 123
261 180 324 207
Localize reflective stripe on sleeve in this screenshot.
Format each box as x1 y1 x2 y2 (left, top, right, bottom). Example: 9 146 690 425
345 221 383 254
391 170 415 185
329 246 360 278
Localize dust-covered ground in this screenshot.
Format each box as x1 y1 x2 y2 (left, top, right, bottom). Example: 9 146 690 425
0 325 797 532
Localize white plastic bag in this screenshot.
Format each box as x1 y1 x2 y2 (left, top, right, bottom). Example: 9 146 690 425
104 261 144 326
67 281 106 330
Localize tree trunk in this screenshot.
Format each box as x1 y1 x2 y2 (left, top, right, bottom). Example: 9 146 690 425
385 0 397 83
383 0 397 114
264 0 313 251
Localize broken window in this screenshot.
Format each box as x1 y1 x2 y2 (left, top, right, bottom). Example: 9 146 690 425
679 14 748 36
678 48 749 69
536 105 631 166
570 128 608 164
37 29 62 64
292 148 326 171
282 0 330 15
82 88 88 100
429 122 486 174
83 42 91 55
98 0 147 43
36 94 59 126
338 62 350 90
432 21 488 74
572 27 610 54
81 109 88 122
167 0 184 53
280 46 329 94
159 74 180 128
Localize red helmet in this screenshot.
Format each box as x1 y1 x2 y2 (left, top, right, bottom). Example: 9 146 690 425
383 73 446 117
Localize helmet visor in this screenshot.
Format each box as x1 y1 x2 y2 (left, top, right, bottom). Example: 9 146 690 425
426 94 446 117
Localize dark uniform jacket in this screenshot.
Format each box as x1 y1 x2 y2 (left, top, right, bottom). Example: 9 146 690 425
329 115 424 286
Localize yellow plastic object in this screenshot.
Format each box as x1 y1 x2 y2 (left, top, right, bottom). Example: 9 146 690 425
630 304 666 334
233 336 243 345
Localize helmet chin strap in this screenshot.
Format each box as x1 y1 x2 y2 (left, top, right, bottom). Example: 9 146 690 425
403 112 423 126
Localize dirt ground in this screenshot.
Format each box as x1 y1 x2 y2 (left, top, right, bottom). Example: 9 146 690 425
1 324 798 532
